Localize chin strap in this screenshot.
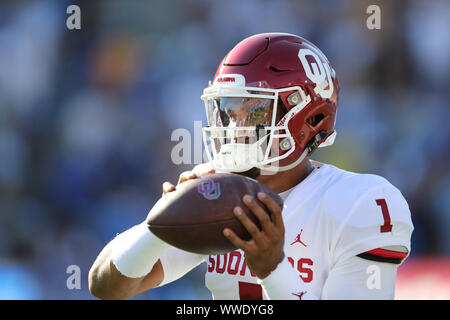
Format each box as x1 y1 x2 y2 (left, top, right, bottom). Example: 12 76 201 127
257 147 309 174
306 130 330 154
213 130 336 175
257 130 331 174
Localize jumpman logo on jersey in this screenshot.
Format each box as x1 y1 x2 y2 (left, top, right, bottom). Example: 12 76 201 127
290 229 307 247
292 291 306 299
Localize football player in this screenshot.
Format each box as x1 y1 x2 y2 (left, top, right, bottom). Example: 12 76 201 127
89 33 413 300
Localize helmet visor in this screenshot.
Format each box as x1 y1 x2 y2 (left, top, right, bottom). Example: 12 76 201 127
205 97 274 128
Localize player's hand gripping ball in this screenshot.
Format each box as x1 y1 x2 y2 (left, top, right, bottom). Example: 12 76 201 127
146 172 283 255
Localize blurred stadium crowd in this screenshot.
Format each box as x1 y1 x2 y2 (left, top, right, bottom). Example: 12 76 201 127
0 0 448 299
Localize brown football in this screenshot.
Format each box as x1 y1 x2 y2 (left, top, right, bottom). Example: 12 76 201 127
146 173 283 255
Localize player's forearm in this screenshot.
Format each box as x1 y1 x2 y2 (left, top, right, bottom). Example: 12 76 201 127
258 256 318 300
88 241 145 300
89 223 169 299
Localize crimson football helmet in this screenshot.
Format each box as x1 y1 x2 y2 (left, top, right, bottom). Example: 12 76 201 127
201 33 339 173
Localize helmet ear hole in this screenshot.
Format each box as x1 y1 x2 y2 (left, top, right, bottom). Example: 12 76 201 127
306 113 325 127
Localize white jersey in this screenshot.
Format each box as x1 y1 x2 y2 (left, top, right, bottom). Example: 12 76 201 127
158 164 414 299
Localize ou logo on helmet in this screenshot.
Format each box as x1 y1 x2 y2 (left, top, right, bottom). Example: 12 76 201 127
298 48 334 99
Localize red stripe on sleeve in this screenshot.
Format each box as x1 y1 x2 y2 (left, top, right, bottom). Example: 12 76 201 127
365 248 408 259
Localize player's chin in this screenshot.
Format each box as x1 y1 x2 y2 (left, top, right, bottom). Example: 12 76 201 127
233 167 261 180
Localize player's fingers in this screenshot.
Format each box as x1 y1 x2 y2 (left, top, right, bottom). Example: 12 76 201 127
162 181 175 195
178 171 197 185
257 192 284 235
223 228 250 251
192 163 216 177
242 195 275 238
233 206 264 243
198 168 215 177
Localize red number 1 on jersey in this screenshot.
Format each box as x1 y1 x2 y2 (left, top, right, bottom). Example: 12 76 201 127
376 199 392 233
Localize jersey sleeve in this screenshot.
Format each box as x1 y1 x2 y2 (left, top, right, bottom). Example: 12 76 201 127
326 174 414 266
321 254 398 299
158 246 205 287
